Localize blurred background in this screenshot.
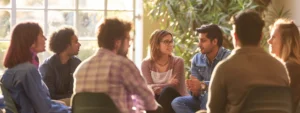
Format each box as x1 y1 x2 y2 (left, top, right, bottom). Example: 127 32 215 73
1 0 300 76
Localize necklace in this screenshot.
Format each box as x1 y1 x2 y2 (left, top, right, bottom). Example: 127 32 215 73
156 58 169 66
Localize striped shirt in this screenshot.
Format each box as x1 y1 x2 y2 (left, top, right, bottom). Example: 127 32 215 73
73 48 157 113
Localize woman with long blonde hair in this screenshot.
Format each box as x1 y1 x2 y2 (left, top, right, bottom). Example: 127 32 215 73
268 18 300 111
141 30 187 113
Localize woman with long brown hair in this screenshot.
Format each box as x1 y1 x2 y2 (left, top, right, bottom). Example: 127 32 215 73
1 22 70 113
141 29 187 113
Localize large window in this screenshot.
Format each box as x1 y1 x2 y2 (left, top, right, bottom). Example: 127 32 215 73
0 0 143 74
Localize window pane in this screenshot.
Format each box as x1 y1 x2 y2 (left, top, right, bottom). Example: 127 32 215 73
48 11 74 35
37 41 98 66
77 11 104 38
77 40 98 60
107 0 133 10
127 39 134 60
107 11 133 22
0 41 9 75
79 0 104 10
0 0 11 8
0 10 10 39
49 0 75 9
16 0 44 8
16 10 44 28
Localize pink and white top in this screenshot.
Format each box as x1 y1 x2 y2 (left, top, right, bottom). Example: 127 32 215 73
141 56 188 96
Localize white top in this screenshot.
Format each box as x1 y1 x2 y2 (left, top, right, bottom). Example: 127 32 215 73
150 69 173 84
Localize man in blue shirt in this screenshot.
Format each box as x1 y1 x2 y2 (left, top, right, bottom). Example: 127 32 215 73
172 24 231 113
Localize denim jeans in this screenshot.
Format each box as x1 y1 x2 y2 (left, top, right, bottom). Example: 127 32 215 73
171 93 208 113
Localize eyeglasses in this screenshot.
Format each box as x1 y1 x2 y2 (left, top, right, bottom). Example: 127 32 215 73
161 40 174 45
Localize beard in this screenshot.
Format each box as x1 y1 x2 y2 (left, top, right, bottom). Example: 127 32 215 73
200 46 214 55
117 40 128 58
117 48 127 58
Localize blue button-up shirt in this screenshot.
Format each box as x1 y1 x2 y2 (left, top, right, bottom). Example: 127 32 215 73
191 47 231 83
1 62 70 113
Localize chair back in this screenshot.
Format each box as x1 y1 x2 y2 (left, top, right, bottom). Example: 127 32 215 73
0 82 18 113
240 86 292 113
71 92 120 113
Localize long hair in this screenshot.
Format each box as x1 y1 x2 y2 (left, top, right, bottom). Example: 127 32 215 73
149 30 172 61
273 19 300 64
3 22 42 68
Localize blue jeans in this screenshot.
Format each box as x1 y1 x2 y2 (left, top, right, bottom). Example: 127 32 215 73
171 93 208 113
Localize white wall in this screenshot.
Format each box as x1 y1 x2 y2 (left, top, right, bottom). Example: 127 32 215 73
288 0 300 27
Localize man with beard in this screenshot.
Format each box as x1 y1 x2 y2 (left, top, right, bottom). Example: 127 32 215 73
39 27 81 105
73 18 160 113
172 24 231 113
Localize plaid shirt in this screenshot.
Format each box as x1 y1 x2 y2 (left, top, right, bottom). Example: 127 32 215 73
73 48 157 113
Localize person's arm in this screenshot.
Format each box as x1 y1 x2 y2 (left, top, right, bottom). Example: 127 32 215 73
24 66 69 113
188 54 200 96
141 60 155 85
207 63 227 113
172 57 187 95
285 62 295 86
39 63 58 99
190 54 199 78
124 61 157 110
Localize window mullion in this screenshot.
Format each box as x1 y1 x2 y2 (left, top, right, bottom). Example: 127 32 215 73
134 0 143 66
11 0 16 29
75 0 79 34
45 0 48 35
104 0 107 18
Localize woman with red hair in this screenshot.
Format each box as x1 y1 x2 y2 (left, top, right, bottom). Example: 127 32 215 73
1 22 70 113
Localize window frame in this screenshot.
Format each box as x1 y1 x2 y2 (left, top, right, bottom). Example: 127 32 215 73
0 0 144 65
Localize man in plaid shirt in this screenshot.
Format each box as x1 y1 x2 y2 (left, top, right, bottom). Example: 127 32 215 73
73 18 159 113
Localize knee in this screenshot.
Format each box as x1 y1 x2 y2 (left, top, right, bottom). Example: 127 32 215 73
171 97 183 107
161 86 177 93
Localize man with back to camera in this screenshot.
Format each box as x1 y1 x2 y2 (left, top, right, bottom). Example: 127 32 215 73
207 10 289 113
73 18 162 113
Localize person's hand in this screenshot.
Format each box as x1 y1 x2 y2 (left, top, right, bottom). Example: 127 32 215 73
153 87 162 95
169 78 179 86
189 79 201 92
186 75 196 89
187 77 203 97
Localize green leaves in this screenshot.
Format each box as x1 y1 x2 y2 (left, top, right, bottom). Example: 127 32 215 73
144 0 283 77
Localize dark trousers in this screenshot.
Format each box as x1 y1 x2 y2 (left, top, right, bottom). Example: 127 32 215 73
155 87 181 113
146 104 163 113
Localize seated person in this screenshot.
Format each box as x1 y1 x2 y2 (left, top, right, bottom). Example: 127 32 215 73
141 30 187 113
207 10 289 113
268 18 300 112
73 18 160 113
1 22 70 113
172 24 231 113
39 27 81 105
